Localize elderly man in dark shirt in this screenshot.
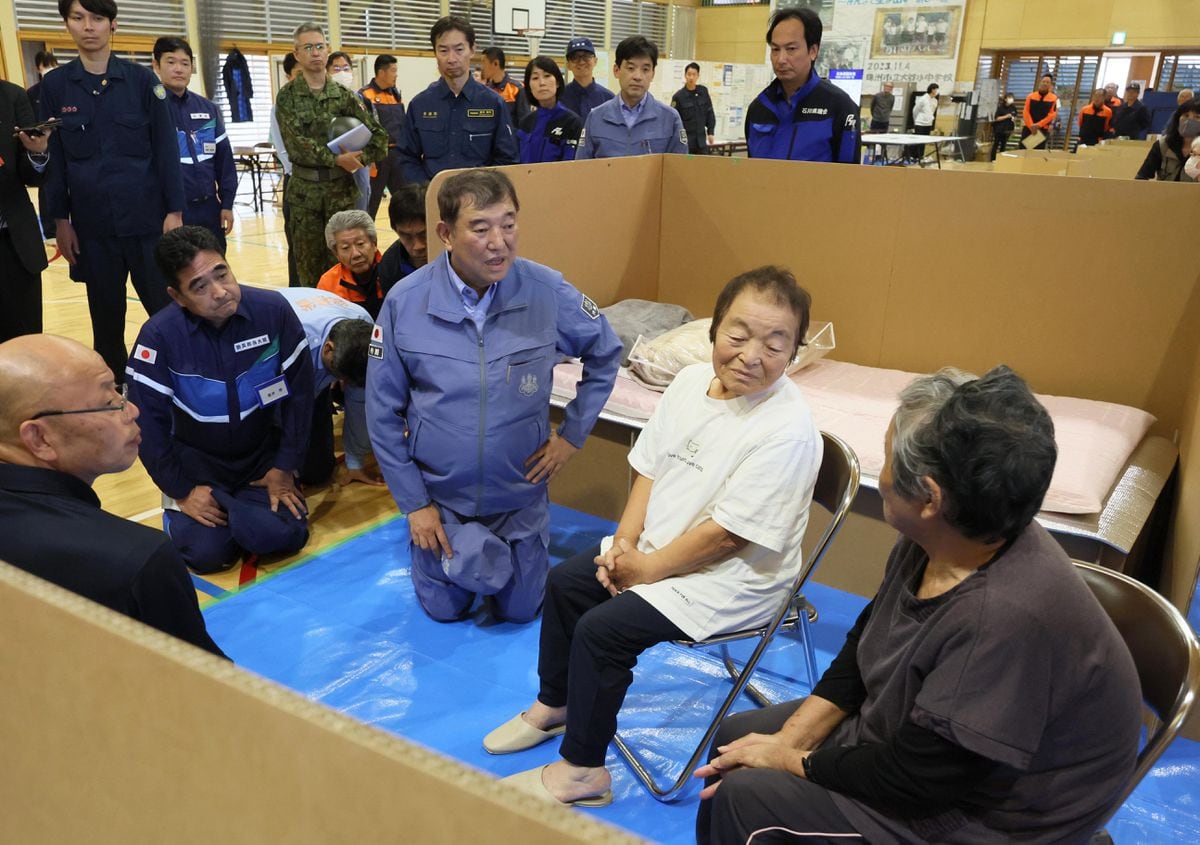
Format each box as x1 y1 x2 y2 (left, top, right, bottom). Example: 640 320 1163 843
869 81 895 132
0 334 225 658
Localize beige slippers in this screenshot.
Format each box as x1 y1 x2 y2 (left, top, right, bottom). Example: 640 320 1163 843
502 765 613 808
483 712 566 754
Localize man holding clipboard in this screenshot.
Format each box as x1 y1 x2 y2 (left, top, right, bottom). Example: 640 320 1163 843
1021 73 1058 151
276 22 387 288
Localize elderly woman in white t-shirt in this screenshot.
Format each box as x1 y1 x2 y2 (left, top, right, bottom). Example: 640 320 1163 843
482 265 823 806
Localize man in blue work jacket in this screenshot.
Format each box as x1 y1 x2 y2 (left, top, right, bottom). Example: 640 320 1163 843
276 287 380 488
560 37 615 124
745 8 861 164
41 0 185 385
398 16 518 183
367 169 622 624
126 227 313 574
575 36 688 160
153 36 237 251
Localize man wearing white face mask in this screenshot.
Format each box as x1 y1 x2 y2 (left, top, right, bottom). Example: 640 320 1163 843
1136 97 1200 182
327 51 372 212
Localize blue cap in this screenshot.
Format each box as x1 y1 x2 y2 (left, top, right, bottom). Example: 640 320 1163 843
567 37 596 58
440 521 513 596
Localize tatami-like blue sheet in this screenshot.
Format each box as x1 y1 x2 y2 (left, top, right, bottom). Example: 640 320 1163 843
203 506 1200 844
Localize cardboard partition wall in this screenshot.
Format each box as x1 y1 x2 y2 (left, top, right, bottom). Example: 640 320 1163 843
0 562 643 845
427 156 1200 613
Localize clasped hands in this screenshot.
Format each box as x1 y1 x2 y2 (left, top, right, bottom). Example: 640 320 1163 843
593 536 652 596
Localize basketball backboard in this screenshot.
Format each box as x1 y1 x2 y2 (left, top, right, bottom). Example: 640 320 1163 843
493 0 546 36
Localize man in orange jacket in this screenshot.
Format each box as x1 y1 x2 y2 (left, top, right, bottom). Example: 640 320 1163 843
1021 73 1058 150
1077 89 1113 147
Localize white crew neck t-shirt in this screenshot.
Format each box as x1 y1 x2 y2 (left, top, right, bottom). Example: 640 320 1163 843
625 363 822 640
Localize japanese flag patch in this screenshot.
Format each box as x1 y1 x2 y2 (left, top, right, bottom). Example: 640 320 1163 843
580 294 599 319
368 324 385 359
133 343 157 365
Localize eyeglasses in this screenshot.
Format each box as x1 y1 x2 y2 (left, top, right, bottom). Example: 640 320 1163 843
297 42 327 54
31 383 129 420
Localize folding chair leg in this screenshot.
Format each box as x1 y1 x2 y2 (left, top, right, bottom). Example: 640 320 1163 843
729 611 820 709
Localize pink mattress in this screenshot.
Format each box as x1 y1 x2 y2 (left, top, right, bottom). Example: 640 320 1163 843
552 359 1156 516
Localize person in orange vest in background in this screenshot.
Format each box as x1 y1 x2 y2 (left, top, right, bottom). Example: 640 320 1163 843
1021 73 1058 150
1077 88 1113 147
317 209 386 319
359 54 406 219
481 46 530 124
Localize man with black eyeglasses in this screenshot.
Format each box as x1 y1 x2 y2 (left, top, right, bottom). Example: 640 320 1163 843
0 333 226 658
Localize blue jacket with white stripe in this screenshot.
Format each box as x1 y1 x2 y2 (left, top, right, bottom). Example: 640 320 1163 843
167 88 237 230
745 73 860 164
126 286 314 500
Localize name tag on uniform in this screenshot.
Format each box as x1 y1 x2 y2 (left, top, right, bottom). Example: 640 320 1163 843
203 141 216 154
190 112 211 119
234 334 270 353
256 375 290 406
467 109 495 118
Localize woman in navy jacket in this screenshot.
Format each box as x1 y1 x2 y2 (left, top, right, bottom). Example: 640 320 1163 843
517 57 582 164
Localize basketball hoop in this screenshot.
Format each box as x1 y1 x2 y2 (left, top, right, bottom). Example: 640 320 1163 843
516 28 545 57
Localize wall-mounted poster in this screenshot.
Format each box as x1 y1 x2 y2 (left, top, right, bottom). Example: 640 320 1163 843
776 0 835 30
871 6 962 61
815 36 870 81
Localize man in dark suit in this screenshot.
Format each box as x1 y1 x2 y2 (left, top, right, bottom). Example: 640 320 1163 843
0 79 51 343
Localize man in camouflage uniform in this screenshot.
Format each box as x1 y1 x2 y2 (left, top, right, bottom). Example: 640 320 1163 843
276 22 387 287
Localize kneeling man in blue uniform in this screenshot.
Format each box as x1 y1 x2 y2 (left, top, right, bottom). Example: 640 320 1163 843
126 227 314 573
367 169 622 623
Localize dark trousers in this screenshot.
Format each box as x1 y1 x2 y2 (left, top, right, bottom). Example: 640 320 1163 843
536 546 686 768
990 133 1011 161
164 485 309 574
366 151 405 220
282 174 299 287
0 231 42 342
696 702 863 845
72 232 172 383
299 385 336 486
906 124 933 162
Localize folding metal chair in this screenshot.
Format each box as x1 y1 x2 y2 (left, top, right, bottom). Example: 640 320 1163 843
613 431 860 800
1072 561 1200 836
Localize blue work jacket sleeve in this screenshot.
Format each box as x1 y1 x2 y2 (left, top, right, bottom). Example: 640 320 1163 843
398 100 430 182
366 304 431 512
492 108 519 166
149 84 186 214
341 384 370 470
553 281 622 448
125 323 198 500
836 110 861 165
667 110 689 154
273 310 316 474
214 112 238 210
39 80 70 222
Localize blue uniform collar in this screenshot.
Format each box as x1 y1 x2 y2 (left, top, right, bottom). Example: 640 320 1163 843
767 71 821 109
66 53 127 83
427 252 529 324
600 92 657 126
434 77 488 102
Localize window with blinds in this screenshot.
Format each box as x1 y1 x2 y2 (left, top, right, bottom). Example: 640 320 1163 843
611 0 669 54
340 0 444 51
15 0 186 37
210 51 276 148
210 0 328 45
544 0 606 59
1166 55 1200 90
449 0 528 56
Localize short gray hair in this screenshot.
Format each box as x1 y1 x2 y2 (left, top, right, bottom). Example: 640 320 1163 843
325 210 377 251
889 365 1057 543
293 22 324 44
